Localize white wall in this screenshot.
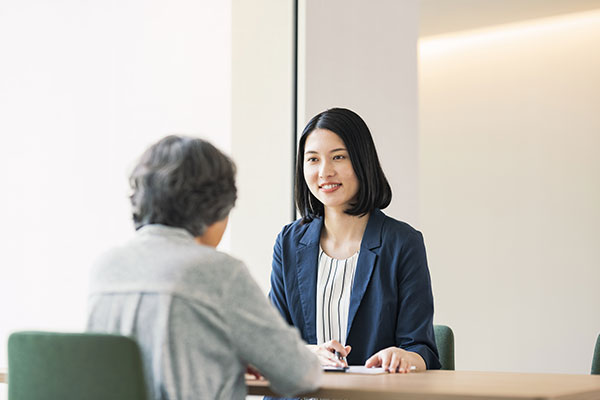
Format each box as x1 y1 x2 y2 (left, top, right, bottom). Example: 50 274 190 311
419 10 600 373
230 0 295 293
299 0 420 224
0 0 232 393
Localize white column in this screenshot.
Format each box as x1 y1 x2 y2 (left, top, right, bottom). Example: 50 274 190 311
299 0 420 224
231 0 295 291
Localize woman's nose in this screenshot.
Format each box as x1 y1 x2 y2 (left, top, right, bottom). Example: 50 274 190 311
319 160 335 178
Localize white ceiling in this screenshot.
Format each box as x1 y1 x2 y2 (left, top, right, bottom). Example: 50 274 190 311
419 0 600 37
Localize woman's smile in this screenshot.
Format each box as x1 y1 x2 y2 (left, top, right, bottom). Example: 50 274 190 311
319 182 342 192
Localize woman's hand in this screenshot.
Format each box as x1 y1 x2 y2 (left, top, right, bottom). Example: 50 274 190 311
307 340 351 367
365 347 425 373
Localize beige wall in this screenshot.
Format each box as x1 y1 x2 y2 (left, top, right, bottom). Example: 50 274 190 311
419 10 600 373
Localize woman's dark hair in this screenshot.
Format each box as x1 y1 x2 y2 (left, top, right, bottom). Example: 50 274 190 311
129 135 237 236
296 108 392 223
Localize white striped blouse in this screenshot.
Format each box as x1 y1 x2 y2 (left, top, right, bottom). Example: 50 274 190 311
316 247 359 346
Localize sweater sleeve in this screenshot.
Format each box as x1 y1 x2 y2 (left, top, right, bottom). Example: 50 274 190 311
222 260 322 397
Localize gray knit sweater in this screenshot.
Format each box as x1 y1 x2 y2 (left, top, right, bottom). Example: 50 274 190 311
86 224 321 400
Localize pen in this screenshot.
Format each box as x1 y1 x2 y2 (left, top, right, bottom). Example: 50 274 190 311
334 350 347 365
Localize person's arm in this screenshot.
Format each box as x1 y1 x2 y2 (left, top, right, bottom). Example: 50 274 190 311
366 231 441 372
224 261 322 397
268 230 294 324
268 229 350 367
396 231 441 369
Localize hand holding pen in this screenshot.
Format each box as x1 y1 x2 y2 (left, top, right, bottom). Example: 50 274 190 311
307 339 351 367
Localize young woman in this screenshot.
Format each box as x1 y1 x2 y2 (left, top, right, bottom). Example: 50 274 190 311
269 108 441 374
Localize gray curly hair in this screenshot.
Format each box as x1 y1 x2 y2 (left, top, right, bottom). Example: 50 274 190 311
129 135 237 236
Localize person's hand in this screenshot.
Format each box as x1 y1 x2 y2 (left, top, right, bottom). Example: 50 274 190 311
307 340 351 367
365 346 423 373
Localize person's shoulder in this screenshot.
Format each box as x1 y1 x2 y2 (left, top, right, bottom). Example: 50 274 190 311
377 210 423 242
187 245 245 275
276 216 318 242
175 246 250 297
89 239 136 280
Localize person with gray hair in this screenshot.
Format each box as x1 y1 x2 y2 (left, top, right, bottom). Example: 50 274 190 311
86 135 321 400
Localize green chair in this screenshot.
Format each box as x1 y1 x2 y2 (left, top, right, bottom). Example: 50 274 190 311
434 324 455 370
8 331 147 400
592 334 600 375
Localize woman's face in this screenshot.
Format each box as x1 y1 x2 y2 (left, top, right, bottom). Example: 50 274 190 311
303 128 359 213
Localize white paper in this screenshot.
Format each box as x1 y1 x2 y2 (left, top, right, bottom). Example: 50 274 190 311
346 366 387 375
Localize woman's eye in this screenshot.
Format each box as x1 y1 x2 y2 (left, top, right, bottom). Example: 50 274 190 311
333 155 345 160
306 157 318 163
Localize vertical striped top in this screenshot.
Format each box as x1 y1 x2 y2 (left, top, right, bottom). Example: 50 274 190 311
316 247 359 346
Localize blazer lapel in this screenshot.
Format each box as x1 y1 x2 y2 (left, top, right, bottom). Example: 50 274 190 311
346 210 384 338
295 217 323 344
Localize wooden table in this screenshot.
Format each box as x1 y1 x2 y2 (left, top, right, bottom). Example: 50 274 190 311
247 370 600 399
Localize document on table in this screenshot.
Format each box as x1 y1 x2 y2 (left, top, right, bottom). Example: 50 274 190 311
322 365 413 374
346 366 387 374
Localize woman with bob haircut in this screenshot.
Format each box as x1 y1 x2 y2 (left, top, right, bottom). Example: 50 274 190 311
269 108 441 374
87 135 321 400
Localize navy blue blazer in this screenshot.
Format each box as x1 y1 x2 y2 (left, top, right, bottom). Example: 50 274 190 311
269 209 441 369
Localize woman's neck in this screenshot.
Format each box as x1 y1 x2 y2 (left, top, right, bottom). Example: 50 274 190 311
320 207 370 259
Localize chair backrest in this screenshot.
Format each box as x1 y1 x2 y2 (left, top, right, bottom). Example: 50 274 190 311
434 324 455 370
8 331 147 400
592 334 600 375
